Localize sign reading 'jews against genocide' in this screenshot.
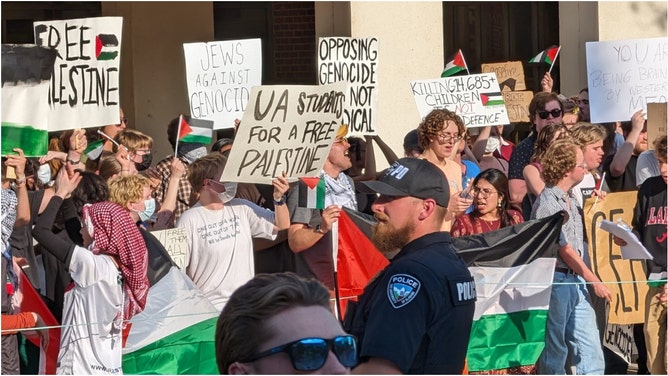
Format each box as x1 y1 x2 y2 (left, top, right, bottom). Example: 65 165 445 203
33 17 122 130
586 37 668 124
318 37 378 135
183 39 262 129
221 82 347 185
410 73 510 128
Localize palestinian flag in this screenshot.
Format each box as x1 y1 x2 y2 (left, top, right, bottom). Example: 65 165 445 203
123 231 219 374
178 115 214 144
1 45 57 156
529 45 560 65
452 212 564 372
441 49 468 77
95 34 119 61
298 177 326 209
84 139 105 161
480 92 505 107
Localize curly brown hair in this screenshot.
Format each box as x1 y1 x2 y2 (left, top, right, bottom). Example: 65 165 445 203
540 139 582 186
531 123 571 163
417 108 466 151
654 135 667 162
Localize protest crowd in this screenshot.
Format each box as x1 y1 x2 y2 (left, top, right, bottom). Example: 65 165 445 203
1 15 667 376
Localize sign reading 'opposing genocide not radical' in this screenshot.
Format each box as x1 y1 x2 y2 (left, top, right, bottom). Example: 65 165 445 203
183 39 262 129
318 37 378 135
586 37 668 124
33 17 122 130
410 73 510 128
221 82 347 185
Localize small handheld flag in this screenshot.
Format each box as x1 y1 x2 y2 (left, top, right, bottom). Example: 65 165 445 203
298 177 326 209
174 115 214 156
529 45 561 73
441 49 470 77
84 139 105 161
480 92 505 107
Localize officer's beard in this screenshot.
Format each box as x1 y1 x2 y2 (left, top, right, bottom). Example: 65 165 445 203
371 213 414 259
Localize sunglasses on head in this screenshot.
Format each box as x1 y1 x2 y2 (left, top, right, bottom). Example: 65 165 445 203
537 109 563 120
243 335 358 371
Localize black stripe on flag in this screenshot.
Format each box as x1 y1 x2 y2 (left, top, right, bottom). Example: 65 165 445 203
1 44 57 85
98 34 119 47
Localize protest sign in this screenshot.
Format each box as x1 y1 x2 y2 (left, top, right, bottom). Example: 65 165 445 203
603 323 635 365
501 90 533 123
33 17 122 130
481 61 526 91
584 191 649 324
410 73 510 128
586 37 668 124
318 37 378 135
183 39 262 129
1 45 58 157
221 82 347 185
151 227 189 270
647 102 667 148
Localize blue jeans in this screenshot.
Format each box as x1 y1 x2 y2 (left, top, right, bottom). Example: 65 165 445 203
539 272 605 374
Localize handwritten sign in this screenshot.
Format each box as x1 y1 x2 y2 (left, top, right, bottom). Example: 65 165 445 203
1 45 58 157
586 37 668 123
33 17 122 130
584 191 649 324
318 37 378 135
647 102 667 147
603 323 634 364
151 227 189 270
481 61 526 91
410 73 510 128
501 90 533 123
183 39 262 129
221 82 347 185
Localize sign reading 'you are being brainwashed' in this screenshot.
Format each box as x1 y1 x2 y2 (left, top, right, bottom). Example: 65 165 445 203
183 39 262 129
318 37 378 135
33 17 122 130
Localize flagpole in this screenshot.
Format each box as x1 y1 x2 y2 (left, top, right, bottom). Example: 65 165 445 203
548 46 561 74
460 49 471 75
174 114 183 157
331 219 343 324
96 129 120 147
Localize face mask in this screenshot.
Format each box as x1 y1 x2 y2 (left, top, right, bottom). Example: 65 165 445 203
485 137 501 154
134 198 156 222
178 143 207 164
134 154 153 171
37 164 52 185
217 182 237 204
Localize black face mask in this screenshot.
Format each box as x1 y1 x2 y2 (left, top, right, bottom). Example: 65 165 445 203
135 154 152 171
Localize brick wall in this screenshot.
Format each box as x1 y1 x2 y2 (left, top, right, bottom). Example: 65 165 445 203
271 2 316 84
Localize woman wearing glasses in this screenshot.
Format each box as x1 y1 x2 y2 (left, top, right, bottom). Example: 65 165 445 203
451 168 523 238
216 272 356 374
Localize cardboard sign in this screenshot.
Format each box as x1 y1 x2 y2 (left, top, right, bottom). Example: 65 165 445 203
410 73 510 128
501 90 533 123
318 37 379 135
221 82 347 185
151 227 189 270
481 61 526 91
33 17 122 130
183 39 262 129
586 37 668 124
583 191 649 324
1 45 57 157
647 102 667 148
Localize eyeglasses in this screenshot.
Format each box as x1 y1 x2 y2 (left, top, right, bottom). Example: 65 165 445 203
437 133 462 143
575 162 588 170
537 109 563 120
120 117 128 124
135 149 151 155
577 99 589 105
243 335 358 371
471 186 498 198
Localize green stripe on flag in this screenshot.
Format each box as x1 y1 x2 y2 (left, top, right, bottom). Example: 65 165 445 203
122 317 218 374
1 123 48 156
467 310 548 372
484 100 506 107
180 134 213 144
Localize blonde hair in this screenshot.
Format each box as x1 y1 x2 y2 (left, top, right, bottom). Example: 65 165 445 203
114 129 153 153
541 139 581 186
108 174 152 208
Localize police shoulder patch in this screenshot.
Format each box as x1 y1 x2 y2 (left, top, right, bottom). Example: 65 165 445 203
386 273 421 309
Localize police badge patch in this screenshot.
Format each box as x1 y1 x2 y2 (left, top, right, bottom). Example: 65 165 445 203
387 274 421 309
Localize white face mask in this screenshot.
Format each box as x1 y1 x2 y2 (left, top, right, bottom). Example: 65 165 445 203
37 164 52 185
217 182 238 203
485 137 501 154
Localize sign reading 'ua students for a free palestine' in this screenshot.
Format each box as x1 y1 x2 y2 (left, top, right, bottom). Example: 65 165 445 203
33 17 123 130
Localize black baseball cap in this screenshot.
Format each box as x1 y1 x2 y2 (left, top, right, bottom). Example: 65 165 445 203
403 129 421 152
362 158 450 207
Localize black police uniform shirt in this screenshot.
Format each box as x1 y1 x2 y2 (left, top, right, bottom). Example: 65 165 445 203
343 232 476 374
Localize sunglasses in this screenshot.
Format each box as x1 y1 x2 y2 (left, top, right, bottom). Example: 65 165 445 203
537 109 563 120
243 335 358 371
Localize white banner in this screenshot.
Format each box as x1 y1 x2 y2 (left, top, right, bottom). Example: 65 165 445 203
603 323 635 364
34 17 122 130
318 37 379 135
183 39 262 129
410 73 510 128
221 82 346 185
586 37 668 123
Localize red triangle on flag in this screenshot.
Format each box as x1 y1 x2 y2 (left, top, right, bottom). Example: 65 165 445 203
178 117 193 139
546 46 559 63
299 177 321 189
453 50 466 68
480 94 490 105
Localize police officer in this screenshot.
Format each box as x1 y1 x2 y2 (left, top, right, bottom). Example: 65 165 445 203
343 157 476 374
